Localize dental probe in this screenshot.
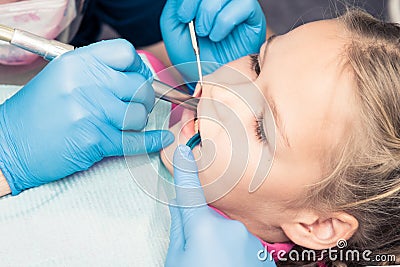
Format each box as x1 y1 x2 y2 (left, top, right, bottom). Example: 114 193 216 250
188 21 204 90
0 24 199 112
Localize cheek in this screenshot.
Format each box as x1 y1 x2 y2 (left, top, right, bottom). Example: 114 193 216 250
254 149 323 205
197 119 232 187
199 117 272 204
202 130 276 212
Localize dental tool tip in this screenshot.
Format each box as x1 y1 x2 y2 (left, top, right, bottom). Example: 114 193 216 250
188 21 205 88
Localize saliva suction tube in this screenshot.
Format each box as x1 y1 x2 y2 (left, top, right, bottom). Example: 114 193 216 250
186 131 201 150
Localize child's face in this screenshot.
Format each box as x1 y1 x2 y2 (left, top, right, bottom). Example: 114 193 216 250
161 19 356 242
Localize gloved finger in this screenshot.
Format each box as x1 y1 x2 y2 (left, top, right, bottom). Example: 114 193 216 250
173 145 207 210
123 102 149 131
96 70 154 113
168 199 185 251
165 201 184 267
177 0 201 23
122 72 155 112
122 130 175 155
195 0 230 37
161 0 197 69
209 0 262 42
75 39 153 79
97 90 147 131
100 129 174 156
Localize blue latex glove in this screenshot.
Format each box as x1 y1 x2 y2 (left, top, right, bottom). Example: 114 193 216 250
160 0 266 81
165 145 276 267
0 39 174 195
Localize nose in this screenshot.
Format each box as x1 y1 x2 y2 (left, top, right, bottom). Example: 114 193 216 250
198 62 267 136
207 82 242 122
201 80 263 123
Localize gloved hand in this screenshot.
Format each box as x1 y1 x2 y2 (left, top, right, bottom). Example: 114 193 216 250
160 0 266 82
165 145 276 267
0 39 174 195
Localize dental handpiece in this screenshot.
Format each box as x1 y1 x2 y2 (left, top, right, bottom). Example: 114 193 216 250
0 24 199 112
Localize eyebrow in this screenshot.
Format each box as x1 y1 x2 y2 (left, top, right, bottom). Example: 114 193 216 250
262 35 291 148
263 34 278 65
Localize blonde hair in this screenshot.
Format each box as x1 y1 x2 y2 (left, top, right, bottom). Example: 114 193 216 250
280 9 400 267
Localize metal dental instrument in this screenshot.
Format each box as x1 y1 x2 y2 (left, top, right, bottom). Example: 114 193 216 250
0 24 199 112
188 21 204 89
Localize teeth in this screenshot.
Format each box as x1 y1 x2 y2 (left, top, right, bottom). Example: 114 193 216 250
194 118 199 133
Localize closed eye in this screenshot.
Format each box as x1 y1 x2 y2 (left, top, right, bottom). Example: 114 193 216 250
255 112 268 144
249 54 261 76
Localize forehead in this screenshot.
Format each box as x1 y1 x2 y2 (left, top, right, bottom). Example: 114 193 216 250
261 19 355 158
266 19 348 76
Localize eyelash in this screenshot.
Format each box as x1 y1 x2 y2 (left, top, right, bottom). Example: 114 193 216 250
250 35 278 77
249 54 261 76
251 35 279 144
255 113 268 144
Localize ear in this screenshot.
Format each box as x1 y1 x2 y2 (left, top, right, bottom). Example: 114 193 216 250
281 210 359 250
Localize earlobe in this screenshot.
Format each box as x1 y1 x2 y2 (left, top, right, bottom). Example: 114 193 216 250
281 211 359 250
